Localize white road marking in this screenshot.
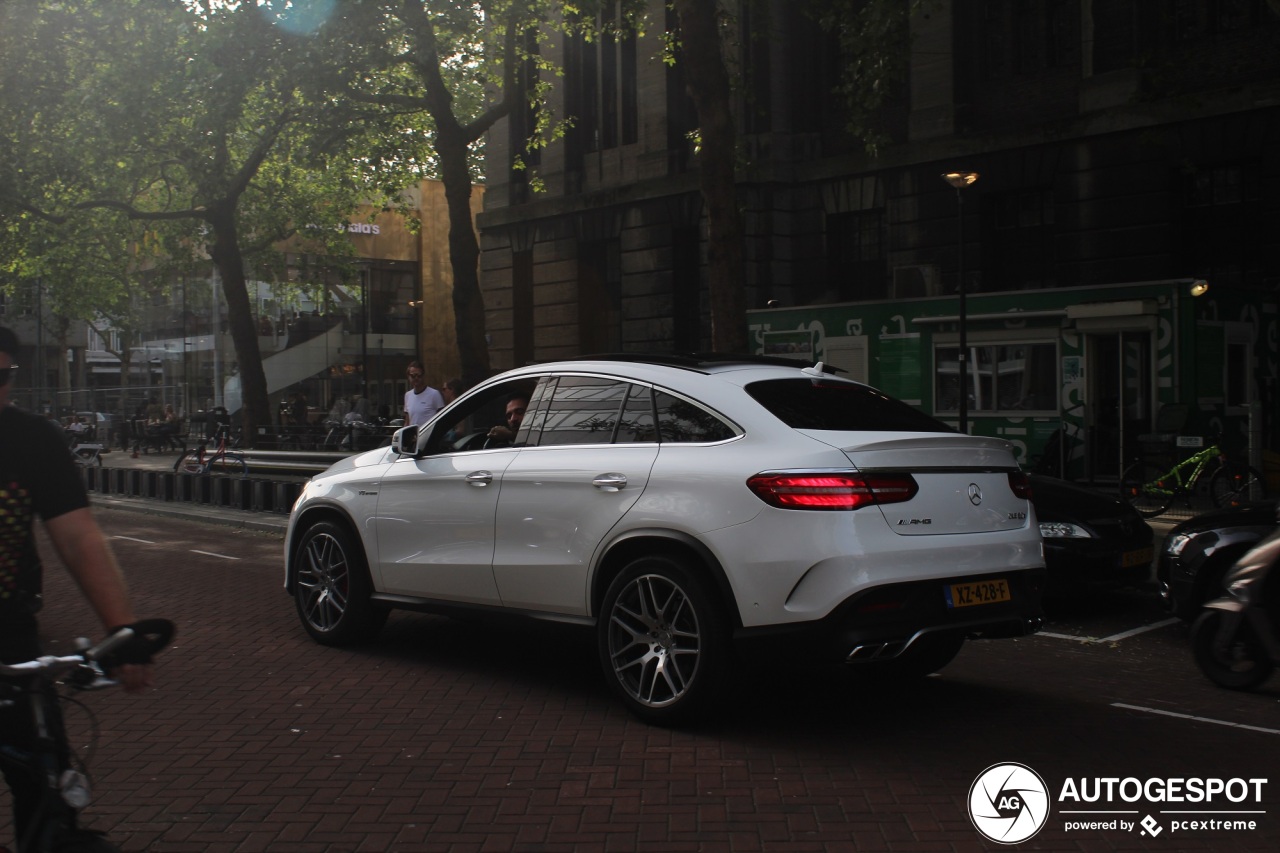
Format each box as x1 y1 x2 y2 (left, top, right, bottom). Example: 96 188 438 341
112 535 156 544
190 549 240 561
1112 703 1280 735
1096 618 1180 643
1038 618 1180 644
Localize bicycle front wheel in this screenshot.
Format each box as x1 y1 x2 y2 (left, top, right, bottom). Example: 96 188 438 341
1120 459 1173 517
1209 463 1269 509
209 452 248 477
175 449 206 474
73 447 102 467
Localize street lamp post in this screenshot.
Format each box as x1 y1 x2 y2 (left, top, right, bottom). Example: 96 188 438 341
941 171 980 434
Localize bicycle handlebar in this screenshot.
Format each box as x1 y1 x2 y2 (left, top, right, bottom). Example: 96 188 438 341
0 619 176 681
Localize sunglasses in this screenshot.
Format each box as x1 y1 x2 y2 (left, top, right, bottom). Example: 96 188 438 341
407 372 424 379
0 365 16 388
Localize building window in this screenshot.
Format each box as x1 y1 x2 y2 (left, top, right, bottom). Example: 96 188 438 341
934 340 1058 415
1175 0 1274 39
565 5 638 157
987 188 1056 291
979 0 1080 79
1091 0 1137 74
1180 163 1259 285
825 209 886 302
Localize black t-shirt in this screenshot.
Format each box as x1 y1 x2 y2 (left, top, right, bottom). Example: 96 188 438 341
0 405 90 638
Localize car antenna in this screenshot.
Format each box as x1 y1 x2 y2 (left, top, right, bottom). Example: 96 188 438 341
801 362 828 378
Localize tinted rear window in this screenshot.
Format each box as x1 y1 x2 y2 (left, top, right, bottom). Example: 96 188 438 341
745 379 953 432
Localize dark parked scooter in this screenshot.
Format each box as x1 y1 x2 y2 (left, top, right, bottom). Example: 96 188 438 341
1190 503 1280 690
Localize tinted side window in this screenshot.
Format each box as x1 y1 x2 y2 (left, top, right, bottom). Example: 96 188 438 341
515 376 556 446
616 384 657 443
745 379 952 432
422 377 540 453
536 377 631 447
654 391 737 443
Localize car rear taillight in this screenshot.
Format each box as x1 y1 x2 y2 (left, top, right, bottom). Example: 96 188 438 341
1008 470 1032 499
746 472 918 511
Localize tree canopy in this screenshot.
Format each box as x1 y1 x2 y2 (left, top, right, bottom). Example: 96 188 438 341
1 0 413 438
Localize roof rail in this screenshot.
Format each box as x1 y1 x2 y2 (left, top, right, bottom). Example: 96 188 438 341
567 352 841 373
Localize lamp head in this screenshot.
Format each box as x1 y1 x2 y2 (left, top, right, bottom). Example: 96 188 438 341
1189 279 1210 297
942 171 980 189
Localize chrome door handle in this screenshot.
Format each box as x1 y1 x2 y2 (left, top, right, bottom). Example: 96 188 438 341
592 473 627 492
465 471 493 486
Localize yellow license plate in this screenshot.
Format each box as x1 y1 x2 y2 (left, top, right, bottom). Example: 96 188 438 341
946 579 1011 608
1122 546 1153 568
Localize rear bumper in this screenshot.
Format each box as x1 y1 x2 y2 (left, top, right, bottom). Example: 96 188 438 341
735 566 1046 663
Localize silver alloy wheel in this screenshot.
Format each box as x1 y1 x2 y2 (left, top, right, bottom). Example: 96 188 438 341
606 573 702 708
296 532 351 633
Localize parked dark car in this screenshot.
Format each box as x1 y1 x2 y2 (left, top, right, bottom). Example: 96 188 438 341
1157 501 1279 621
1031 474 1155 600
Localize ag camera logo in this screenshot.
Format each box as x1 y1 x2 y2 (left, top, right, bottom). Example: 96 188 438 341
969 762 1051 844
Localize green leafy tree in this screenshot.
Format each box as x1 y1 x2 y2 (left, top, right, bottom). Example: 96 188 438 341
1 0 390 442
318 0 554 384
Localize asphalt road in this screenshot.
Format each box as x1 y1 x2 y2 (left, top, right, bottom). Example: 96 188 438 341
5 506 1276 852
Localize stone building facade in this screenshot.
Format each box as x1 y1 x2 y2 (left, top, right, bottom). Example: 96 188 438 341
476 0 1280 477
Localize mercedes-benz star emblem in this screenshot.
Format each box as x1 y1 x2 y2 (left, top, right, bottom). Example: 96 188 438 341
968 483 983 506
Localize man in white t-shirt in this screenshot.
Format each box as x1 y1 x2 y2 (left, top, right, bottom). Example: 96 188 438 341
403 360 444 427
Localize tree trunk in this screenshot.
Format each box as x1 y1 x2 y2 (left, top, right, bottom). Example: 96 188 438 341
206 205 270 446
671 0 748 353
438 129 490 385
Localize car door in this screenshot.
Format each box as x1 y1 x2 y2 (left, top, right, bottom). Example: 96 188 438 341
372 447 520 604
370 377 537 605
491 376 659 615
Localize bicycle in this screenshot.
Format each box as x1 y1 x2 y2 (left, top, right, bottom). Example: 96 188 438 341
68 442 104 469
1119 439 1270 518
172 423 247 476
0 620 174 853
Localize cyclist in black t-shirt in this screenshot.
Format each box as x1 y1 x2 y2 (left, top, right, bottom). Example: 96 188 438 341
0 325 156 845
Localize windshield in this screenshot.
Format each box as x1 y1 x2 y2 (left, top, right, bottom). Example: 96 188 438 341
745 378 953 433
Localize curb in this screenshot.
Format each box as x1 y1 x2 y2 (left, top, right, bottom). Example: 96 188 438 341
91 492 289 535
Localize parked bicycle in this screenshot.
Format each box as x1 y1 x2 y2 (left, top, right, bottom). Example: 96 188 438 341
69 442 105 469
173 422 247 476
1119 438 1270 518
0 620 174 853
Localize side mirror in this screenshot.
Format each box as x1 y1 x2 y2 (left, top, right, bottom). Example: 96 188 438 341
391 424 419 455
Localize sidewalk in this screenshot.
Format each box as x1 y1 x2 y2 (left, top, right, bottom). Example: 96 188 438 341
85 446 293 534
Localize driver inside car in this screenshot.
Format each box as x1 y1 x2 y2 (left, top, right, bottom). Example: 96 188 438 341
485 393 529 446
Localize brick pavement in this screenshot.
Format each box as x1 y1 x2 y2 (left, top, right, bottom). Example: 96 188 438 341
4 460 1268 852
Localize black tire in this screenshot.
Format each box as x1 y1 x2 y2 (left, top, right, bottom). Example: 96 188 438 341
211 452 249 477
598 554 731 726
293 521 387 646
1119 459 1172 517
1190 609 1274 690
853 632 965 681
1209 464 1269 509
